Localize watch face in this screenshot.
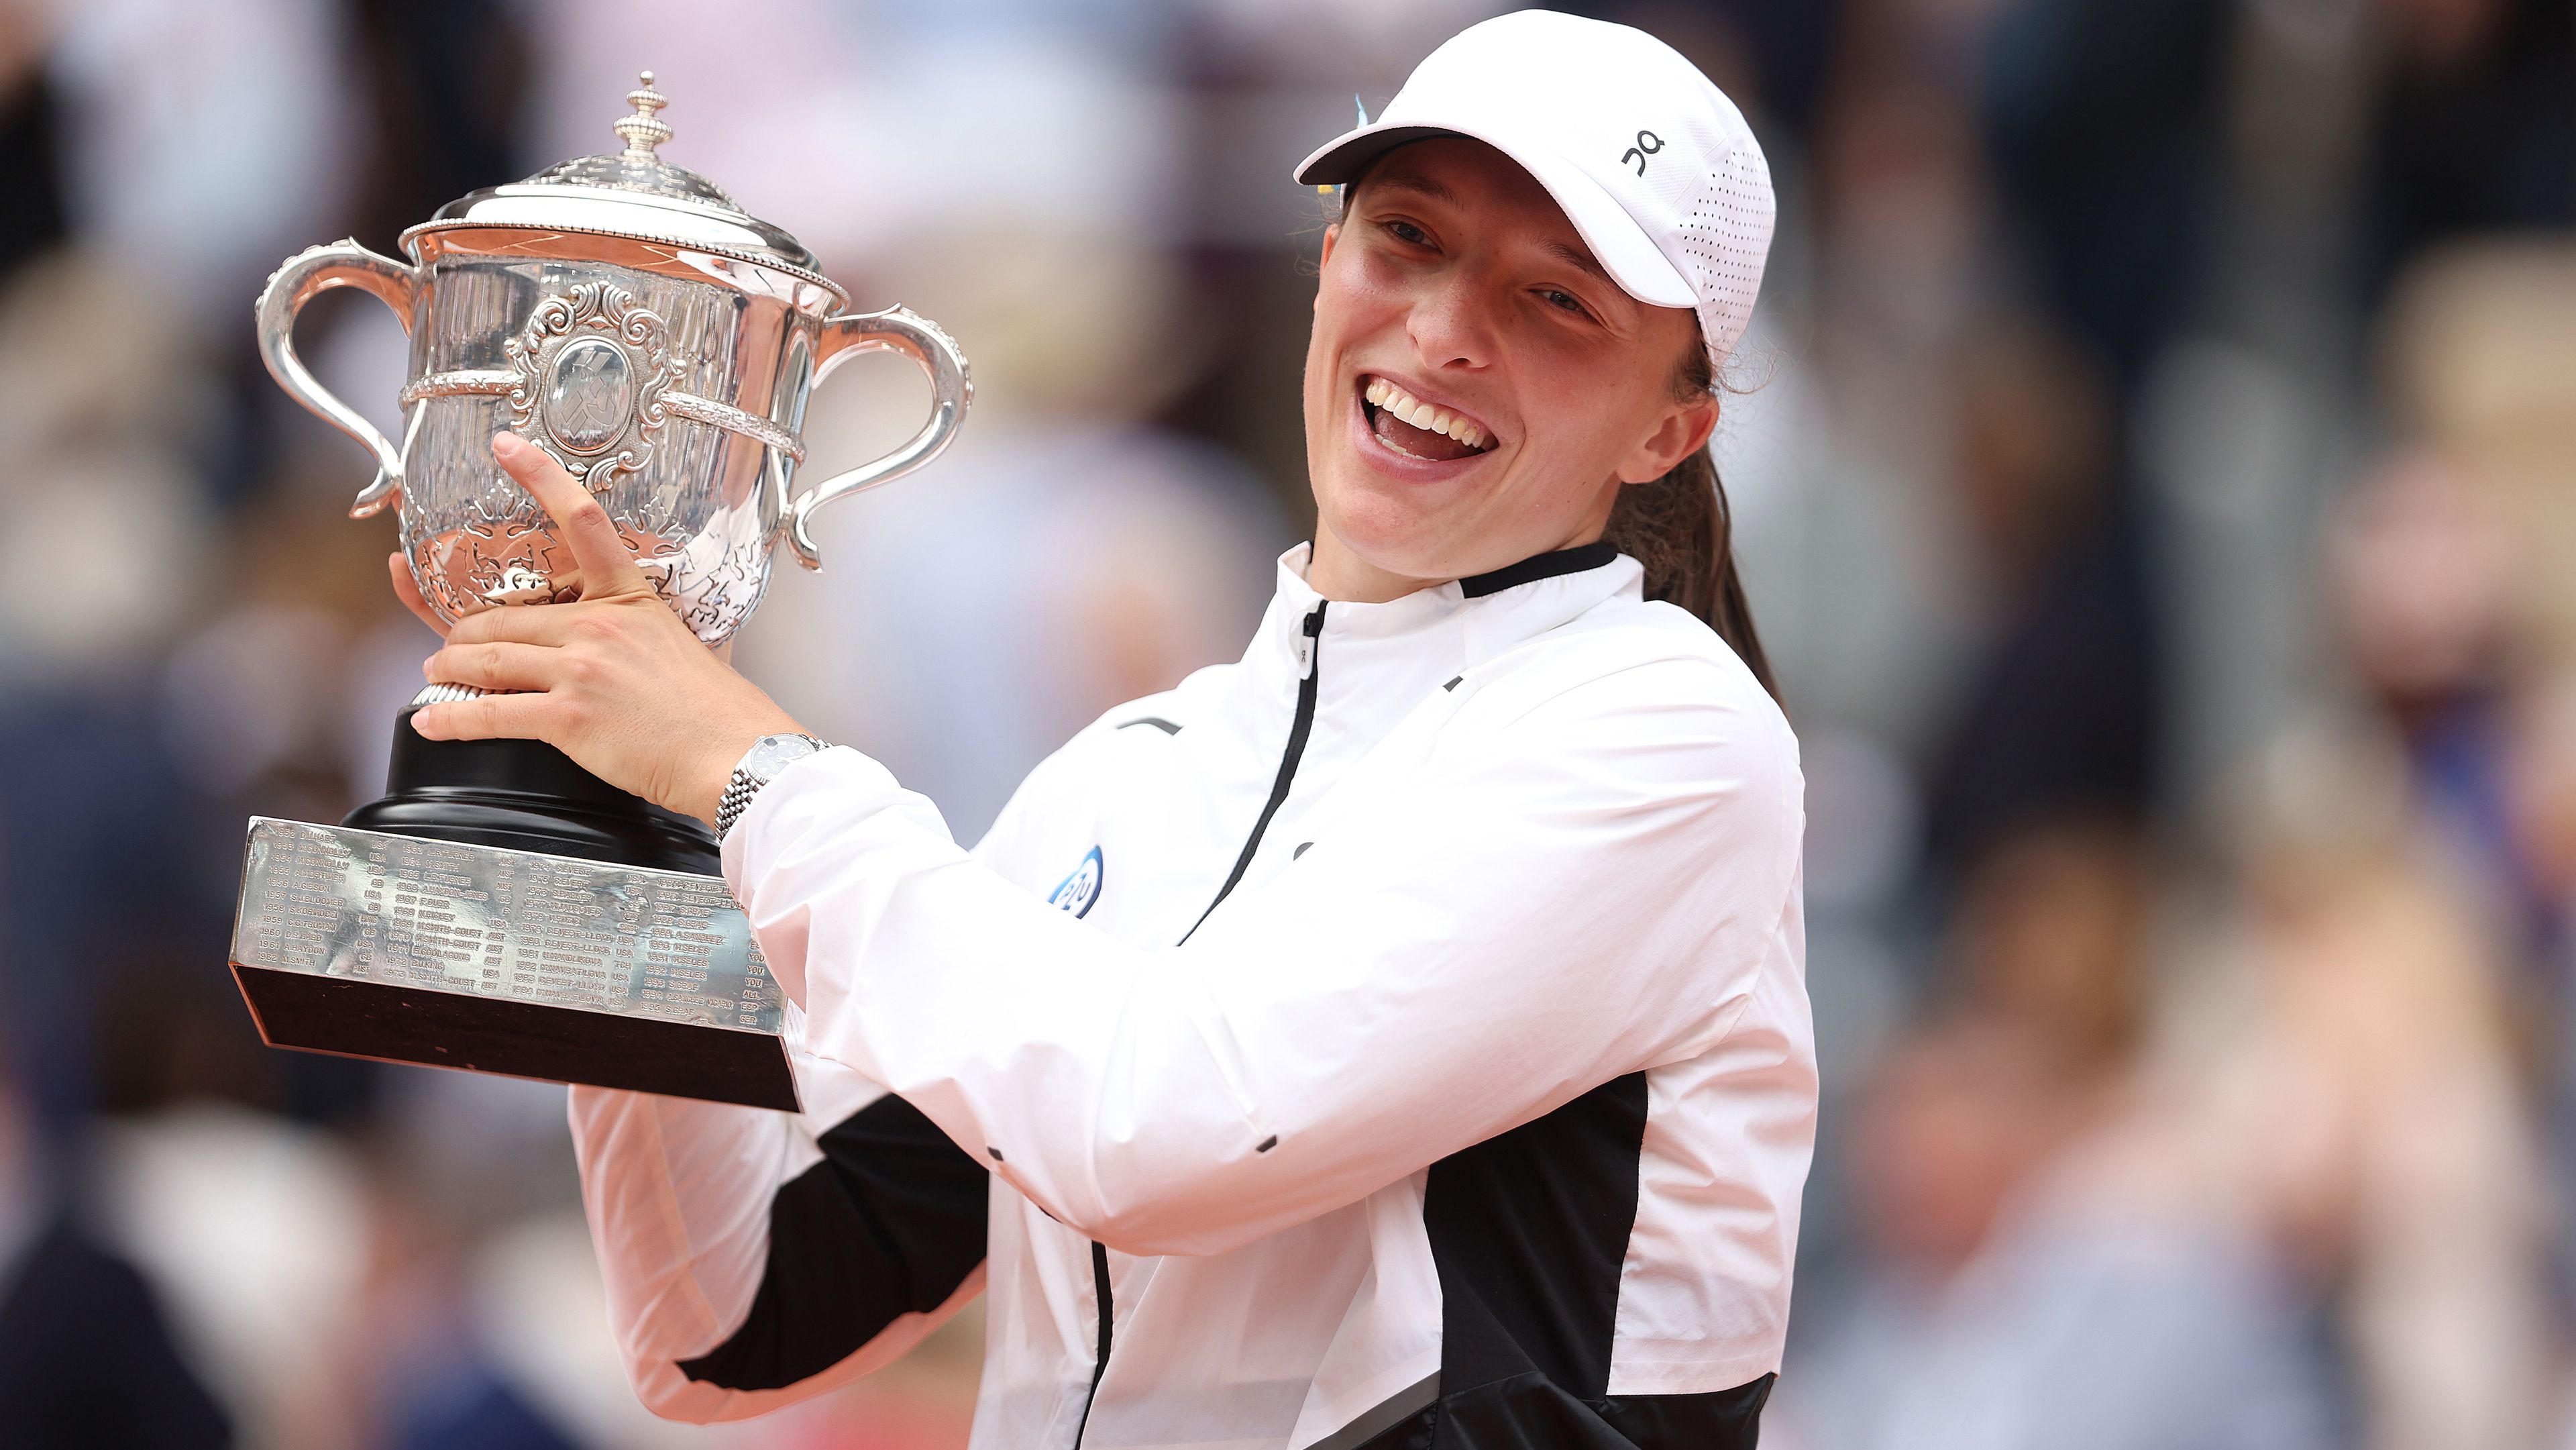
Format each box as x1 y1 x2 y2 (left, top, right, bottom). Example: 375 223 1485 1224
743 734 820 780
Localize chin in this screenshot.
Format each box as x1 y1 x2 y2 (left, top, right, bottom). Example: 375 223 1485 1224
1313 466 1460 578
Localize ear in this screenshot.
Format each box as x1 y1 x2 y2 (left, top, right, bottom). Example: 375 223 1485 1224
1315 222 1342 315
1614 389 1720 485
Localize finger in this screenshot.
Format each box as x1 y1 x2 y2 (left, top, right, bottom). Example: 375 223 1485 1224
443 600 595 648
412 690 559 743
491 431 652 599
388 554 448 637
426 639 561 694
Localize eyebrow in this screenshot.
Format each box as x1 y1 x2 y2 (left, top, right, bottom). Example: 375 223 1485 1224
1545 239 1615 288
1361 170 1463 208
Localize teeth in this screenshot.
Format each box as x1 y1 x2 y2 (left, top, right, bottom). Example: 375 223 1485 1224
1364 376 1491 451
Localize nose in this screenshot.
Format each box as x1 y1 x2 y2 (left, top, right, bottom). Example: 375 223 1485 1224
1404 266 1499 374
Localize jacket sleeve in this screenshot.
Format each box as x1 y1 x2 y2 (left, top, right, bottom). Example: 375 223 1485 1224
557 757 1087 1421
724 655 1805 1259
566 1050 991 1422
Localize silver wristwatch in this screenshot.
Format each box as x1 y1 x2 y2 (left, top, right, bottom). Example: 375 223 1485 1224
716 733 830 839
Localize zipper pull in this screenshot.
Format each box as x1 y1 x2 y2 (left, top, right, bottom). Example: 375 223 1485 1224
1297 603 1326 678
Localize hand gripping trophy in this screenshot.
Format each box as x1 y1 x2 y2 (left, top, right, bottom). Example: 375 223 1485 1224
228 75 970 1110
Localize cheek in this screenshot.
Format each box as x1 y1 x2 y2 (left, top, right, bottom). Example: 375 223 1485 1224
1303 263 1401 460
1507 374 1624 484
1517 345 1678 478
1304 269 1360 414
1316 246 1426 357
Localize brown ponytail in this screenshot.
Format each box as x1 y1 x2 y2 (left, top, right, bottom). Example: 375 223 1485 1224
1602 335 1780 703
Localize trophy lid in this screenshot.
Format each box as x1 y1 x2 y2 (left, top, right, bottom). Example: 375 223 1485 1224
413 72 826 280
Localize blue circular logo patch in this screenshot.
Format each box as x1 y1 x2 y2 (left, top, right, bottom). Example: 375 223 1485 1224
1049 846 1104 919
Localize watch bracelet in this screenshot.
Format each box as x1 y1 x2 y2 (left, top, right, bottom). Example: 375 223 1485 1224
716 734 828 840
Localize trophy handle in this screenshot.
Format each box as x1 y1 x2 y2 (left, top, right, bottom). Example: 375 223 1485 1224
255 240 422 519
786 305 972 570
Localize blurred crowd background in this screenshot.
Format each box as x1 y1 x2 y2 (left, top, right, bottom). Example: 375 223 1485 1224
1 0 2574 1446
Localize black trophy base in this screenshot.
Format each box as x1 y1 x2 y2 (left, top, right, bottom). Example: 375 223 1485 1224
340 705 721 873
234 966 797 1108
229 705 796 1111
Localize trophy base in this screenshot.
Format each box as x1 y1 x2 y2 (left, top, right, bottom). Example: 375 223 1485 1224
221 709 795 1112
234 966 796 1108
342 705 719 874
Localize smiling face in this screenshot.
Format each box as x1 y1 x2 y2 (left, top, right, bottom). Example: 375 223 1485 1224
1301 138 1719 601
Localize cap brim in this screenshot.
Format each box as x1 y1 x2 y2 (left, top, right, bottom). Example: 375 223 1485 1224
1295 119 1697 311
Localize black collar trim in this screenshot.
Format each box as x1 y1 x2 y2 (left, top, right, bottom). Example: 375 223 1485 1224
1457 542 1620 599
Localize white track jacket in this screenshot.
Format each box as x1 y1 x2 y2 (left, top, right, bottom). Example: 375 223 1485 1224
568 543 1815 1450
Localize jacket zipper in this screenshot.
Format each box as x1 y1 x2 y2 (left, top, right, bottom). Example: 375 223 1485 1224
1074 603 1326 1444
1178 600 1327 946
1074 1240 1112 1445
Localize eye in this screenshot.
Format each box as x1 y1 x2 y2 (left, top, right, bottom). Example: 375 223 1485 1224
1540 287 1592 318
1381 219 1433 248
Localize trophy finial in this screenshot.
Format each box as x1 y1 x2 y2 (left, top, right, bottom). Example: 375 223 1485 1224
614 70 672 158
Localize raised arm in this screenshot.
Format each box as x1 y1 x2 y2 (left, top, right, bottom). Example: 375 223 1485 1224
729 653 1803 1259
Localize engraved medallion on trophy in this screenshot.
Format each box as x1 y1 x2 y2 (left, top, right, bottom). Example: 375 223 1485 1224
229 74 971 1109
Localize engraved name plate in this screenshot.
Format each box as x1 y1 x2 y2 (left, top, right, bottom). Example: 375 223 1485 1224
229 818 797 1108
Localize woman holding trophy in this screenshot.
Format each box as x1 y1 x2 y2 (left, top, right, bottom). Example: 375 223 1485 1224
399 14 1811 1449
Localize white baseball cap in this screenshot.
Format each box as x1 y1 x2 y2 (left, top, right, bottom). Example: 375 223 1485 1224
1295 9 1774 370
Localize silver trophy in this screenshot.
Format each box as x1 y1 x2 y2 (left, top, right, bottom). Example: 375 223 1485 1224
231 74 970 1110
